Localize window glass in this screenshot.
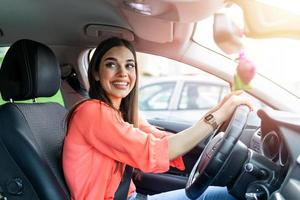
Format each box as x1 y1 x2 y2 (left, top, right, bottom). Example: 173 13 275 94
0 47 9 66
193 4 300 98
179 83 221 110
139 82 175 110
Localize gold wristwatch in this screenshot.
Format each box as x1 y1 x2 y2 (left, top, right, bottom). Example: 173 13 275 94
204 113 218 130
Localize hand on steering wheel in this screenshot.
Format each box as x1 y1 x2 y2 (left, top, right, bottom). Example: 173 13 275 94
185 105 250 199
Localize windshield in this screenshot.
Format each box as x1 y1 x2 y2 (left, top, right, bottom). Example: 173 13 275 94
193 4 300 98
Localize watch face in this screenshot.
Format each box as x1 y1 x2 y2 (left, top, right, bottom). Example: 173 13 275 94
205 114 214 121
205 114 217 129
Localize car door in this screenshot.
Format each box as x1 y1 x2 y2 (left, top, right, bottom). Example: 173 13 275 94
133 118 207 195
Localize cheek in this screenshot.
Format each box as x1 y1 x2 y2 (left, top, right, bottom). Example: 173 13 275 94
99 69 113 83
130 72 137 85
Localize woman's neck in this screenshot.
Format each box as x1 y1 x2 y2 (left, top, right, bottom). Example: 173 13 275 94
108 96 121 110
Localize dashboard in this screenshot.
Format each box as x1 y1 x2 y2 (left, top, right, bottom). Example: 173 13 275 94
249 128 289 168
261 130 289 167
241 108 300 200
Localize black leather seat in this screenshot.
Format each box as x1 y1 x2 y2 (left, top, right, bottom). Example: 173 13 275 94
0 39 70 200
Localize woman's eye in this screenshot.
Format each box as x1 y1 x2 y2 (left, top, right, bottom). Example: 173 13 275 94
126 63 135 70
106 62 117 68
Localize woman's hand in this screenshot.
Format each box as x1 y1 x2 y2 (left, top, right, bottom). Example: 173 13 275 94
168 90 253 160
210 90 253 126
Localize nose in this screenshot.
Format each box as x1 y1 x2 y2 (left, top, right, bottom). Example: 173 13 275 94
117 65 128 77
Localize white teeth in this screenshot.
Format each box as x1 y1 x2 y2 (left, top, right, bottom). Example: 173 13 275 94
112 81 128 86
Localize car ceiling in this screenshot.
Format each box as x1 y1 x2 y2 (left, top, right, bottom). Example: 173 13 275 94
0 0 132 46
0 0 226 50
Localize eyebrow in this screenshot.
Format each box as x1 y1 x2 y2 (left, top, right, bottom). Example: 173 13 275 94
104 57 135 62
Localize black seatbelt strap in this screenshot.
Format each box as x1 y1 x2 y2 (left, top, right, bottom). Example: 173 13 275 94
61 65 88 97
114 165 134 200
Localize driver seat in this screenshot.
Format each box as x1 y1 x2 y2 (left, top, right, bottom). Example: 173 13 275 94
0 39 70 200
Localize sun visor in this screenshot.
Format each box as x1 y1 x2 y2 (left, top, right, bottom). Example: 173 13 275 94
235 0 300 39
213 13 244 54
85 24 134 41
122 9 174 43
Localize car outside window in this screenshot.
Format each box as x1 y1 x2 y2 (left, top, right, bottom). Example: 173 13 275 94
179 83 221 110
139 82 175 110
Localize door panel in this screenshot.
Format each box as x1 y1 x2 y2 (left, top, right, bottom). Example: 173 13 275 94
134 119 211 195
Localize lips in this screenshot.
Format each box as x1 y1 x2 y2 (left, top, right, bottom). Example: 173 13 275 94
111 81 129 89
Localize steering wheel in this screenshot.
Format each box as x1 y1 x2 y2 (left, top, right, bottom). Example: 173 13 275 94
185 105 250 199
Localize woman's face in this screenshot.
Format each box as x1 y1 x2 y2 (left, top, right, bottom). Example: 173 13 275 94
95 46 136 108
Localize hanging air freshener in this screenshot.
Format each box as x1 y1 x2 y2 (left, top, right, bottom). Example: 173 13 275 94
233 51 256 91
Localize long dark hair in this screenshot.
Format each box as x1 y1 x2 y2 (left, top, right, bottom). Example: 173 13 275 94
67 37 139 127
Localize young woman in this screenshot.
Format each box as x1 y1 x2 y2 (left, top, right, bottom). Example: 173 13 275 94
62 37 251 200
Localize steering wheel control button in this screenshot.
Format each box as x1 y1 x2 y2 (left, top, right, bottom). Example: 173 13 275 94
6 178 23 195
245 193 259 200
244 163 267 179
245 184 268 200
245 163 254 172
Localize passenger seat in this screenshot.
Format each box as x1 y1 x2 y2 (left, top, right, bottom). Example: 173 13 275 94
0 39 70 200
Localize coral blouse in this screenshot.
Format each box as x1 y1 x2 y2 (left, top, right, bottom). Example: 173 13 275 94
63 100 185 200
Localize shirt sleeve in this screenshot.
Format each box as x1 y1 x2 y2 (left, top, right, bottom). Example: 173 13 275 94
138 116 185 170
69 101 170 173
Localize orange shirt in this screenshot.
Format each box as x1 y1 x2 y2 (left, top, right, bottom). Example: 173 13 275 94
63 100 185 200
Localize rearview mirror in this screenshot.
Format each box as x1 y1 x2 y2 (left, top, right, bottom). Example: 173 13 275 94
213 12 244 54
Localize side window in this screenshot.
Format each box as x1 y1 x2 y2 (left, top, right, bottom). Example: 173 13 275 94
139 82 175 110
0 47 9 105
0 47 65 106
0 47 8 65
179 83 221 110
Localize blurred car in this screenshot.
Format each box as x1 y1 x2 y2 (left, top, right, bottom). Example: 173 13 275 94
139 75 229 124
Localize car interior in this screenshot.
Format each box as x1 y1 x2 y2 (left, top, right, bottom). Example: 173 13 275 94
0 0 300 200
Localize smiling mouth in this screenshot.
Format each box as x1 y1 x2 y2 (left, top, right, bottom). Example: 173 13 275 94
111 81 129 89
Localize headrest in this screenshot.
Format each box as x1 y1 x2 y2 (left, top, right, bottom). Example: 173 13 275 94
0 39 60 101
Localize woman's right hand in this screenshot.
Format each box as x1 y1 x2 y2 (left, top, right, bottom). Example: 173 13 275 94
210 90 253 126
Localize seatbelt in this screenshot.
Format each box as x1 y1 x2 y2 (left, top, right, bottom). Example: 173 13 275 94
61 65 88 97
114 165 134 200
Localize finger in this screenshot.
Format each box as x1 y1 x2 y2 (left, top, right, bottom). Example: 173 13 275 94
232 98 254 112
219 90 243 108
